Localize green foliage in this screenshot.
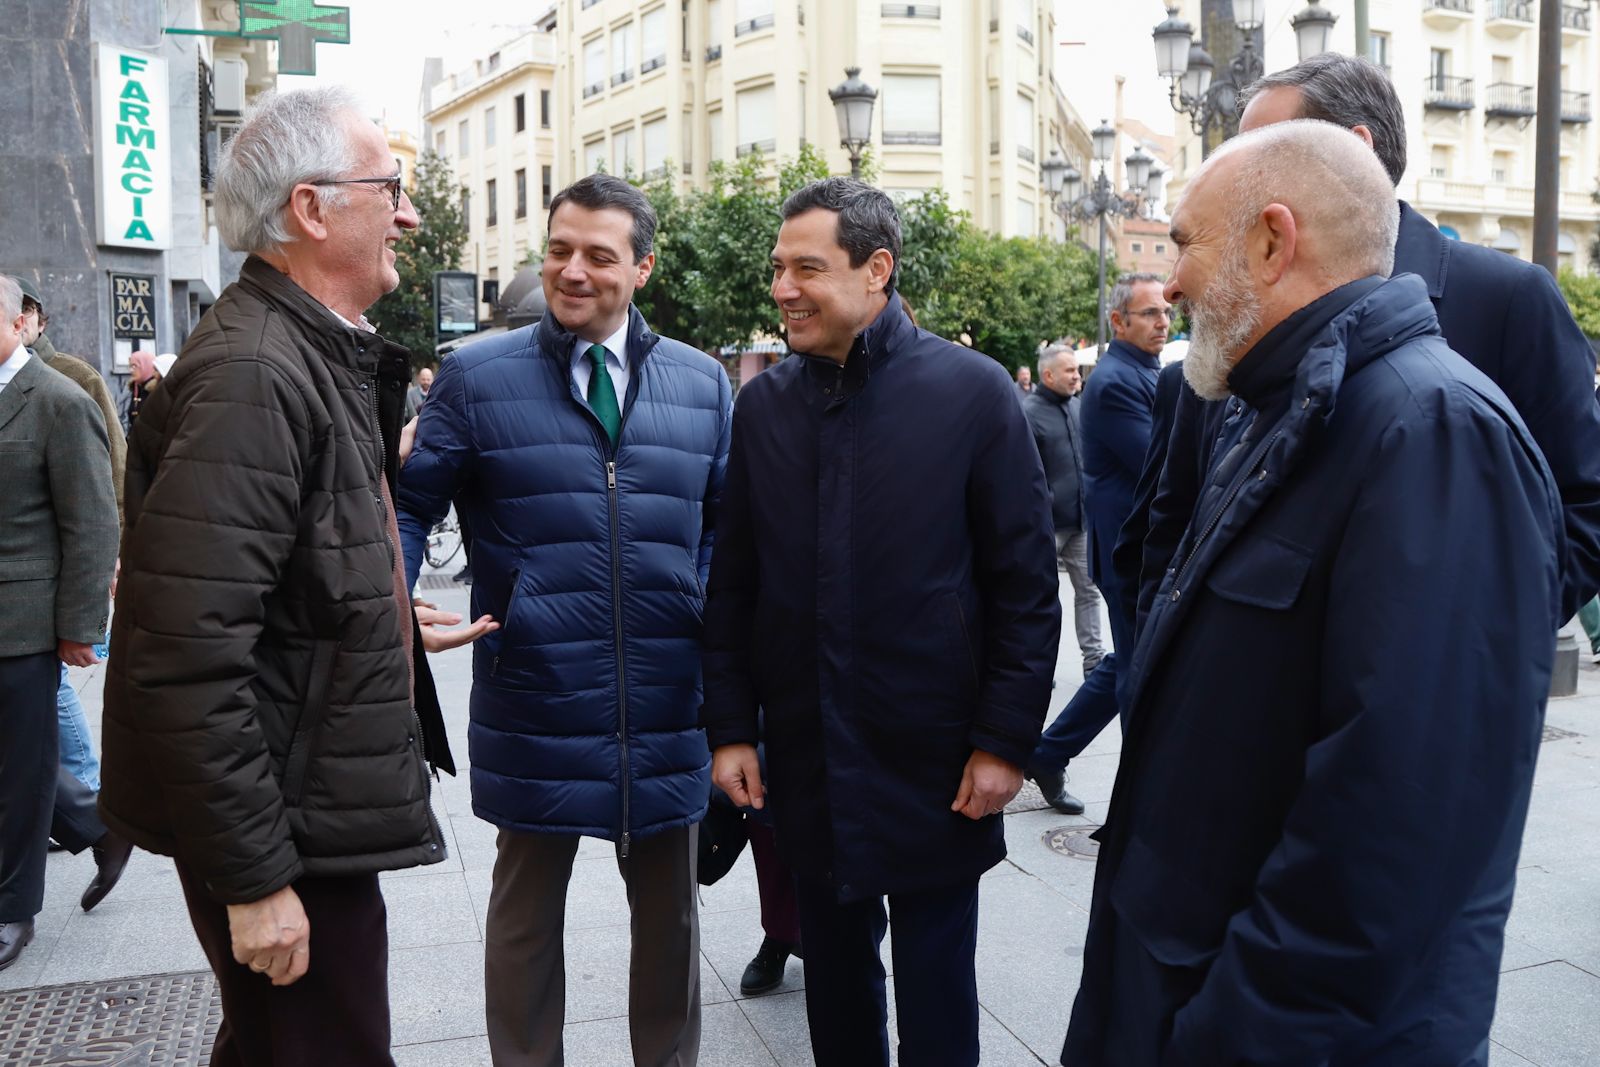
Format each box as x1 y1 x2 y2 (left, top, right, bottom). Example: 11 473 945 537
894 188 966 324
370 150 467 369
1559 267 1600 339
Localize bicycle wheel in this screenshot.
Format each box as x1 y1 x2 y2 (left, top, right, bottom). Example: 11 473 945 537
425 521 462 568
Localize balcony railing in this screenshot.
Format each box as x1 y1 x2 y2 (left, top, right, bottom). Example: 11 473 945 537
882 2 940 16
798 4 805 25
736 138 777 157
1564 2 1592 30
989 140 1000 154
583 80 604 99
1423 74 1475 110
705 44 723 61
643 165 669 181
1487 0 1532 19
611 70 633 87
735 13 775 35
581 0 602 8
1017 144 1035 163
1485 81 1535 117
641 55 665 74
1426 0 1473 11
883 130 942 145
1562 89 1593 122
989 18 998 30
1017 24 1034 45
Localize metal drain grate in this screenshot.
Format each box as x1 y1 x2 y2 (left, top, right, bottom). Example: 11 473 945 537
1543 724 1581 743
0 970 220 1065
1044 824 1101 861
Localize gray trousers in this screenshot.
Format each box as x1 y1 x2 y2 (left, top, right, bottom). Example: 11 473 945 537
1056 529 1106 671
485 825 701 1067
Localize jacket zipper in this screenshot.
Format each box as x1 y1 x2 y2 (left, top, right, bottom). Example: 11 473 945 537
1170 427 1283 601
608 457 633 858
366 372 444 855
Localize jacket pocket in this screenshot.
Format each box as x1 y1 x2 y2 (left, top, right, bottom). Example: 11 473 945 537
282 639 339 804
492 565 526 676
1204 535 1313 611
1109 835 1230 970
0 556 59 581
946 593 981 694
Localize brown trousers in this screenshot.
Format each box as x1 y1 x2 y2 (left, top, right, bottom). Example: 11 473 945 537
485 825 700 1067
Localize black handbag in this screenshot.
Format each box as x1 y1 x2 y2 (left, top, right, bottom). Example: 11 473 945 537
697 790 750 886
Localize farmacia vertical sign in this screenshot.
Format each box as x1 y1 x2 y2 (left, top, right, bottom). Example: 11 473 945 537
93 45 172 251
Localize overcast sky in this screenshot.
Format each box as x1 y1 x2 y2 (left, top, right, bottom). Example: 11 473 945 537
279 0 1180 141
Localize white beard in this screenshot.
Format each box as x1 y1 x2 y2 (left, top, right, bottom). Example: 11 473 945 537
1182 248 1261 402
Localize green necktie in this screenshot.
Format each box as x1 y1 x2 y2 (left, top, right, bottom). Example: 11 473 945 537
586 343 622 446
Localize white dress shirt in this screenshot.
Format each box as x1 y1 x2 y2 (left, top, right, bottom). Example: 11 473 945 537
570 319 631 403
0 345 30 394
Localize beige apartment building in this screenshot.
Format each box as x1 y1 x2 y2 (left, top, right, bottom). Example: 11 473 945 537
1165 0 1600 272
424 31 560 319
552 0 1094 238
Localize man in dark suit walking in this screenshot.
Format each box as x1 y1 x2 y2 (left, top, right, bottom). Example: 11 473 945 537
0 274 123 971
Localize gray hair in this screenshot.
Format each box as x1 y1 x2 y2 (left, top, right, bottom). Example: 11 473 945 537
781 178 903 291
214 86 363 254
1204 118 1398 281
1108 272 1166 322
1238 53 1406 187
1037 343 1076 375
0 276 19 323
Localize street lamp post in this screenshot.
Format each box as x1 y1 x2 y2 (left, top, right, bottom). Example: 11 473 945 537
829 67 878 179
1152 1 1338 157
1042 123 1158 357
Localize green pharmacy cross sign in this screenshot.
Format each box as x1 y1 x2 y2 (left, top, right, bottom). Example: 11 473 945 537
166 0 350 77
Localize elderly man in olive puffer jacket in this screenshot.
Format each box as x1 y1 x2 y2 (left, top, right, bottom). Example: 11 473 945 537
99 87 483 1067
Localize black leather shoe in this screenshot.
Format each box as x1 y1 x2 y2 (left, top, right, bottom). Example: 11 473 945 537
452 565 471 584
740 936 797 996
1027 764 1086 816
0 919 35 972
81 832 133 912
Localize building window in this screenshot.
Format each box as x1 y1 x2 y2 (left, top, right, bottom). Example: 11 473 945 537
1131 241 1144 254
1155 242 1166 254
882 74 941 145
487 51 501 73
643 116 669 178
1014 0 1033 44
709 109 723 162
584 37 606 98
484 106 496 148
485 178 498 226
514 93 526 133
708 0 723 54
641 7 668 72
586 139 606 174
458 119 470 155
434 130 445 153
515 168 527 218
611 23 635 87
613 125 636 175
542 165 553 207
1016 197 1035 237
1370 31 1390 72
735 0 775 35
1015 91 1035 163
736 84 777 156
1429 144 1450 179
460 185 471 226
541 89 551 128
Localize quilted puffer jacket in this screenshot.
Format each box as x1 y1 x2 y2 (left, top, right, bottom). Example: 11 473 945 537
397 304 731 849
99 257 448 904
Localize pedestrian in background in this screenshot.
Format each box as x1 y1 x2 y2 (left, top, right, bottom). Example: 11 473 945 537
702 177 1060 1067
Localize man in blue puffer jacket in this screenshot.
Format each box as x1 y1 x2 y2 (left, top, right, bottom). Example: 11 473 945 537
398 174 731 1067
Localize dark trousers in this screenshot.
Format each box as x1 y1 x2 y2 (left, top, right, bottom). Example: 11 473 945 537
795 877 981 1067
748 819 800 945
175 864 394 1067
0 651 104 921
1031 566 1136 769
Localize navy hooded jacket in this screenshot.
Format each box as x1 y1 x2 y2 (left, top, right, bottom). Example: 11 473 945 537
397 306 731 846
1064 275 1562 1066
700 295 1061 902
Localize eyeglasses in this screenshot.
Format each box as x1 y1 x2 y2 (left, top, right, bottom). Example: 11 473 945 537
1126 307 1171 322
314 175 404 210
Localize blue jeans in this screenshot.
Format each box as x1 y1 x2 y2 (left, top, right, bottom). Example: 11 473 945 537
1031 562 1136 770
57 663 101 792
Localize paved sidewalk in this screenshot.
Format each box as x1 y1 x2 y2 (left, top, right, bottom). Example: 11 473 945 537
6 578 1600 1065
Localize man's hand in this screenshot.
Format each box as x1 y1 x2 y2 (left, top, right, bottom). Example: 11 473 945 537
58 640 100 668
712 743 765 810
110 558 121 599
951 749 1024 821
399 416 419 466
226 884 310 987
414 600 499 653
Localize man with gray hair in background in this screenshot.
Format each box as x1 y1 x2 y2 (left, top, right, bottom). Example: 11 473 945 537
98 87 474 1065
1064 120 1562 1066
1022 344 1103 677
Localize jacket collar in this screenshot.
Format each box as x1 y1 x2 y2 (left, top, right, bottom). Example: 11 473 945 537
1227 276 1386 415
1105 338 1161 371
0 352 44 435
793 291 914 395
537 303 659 373
30 333 58 362
1392 200 1448 301
235 256 406 380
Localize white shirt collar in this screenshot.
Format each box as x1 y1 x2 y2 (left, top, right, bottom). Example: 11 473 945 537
573 318 630 368
0 345 30 392
328 307 376 334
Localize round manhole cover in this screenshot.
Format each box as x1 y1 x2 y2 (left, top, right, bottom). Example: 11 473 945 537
1044 825 1101 860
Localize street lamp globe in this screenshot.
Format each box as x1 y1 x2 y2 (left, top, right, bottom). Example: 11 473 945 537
1144 162 1165 207
1231 0 1266 32
1126 146 1154 196
1041 148 1067 197
1152 6 1195 80
1290 0 1339 62
1091 120 1116 164
829 67 878 154
1181 43 1215 103
1063 163 1083 205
